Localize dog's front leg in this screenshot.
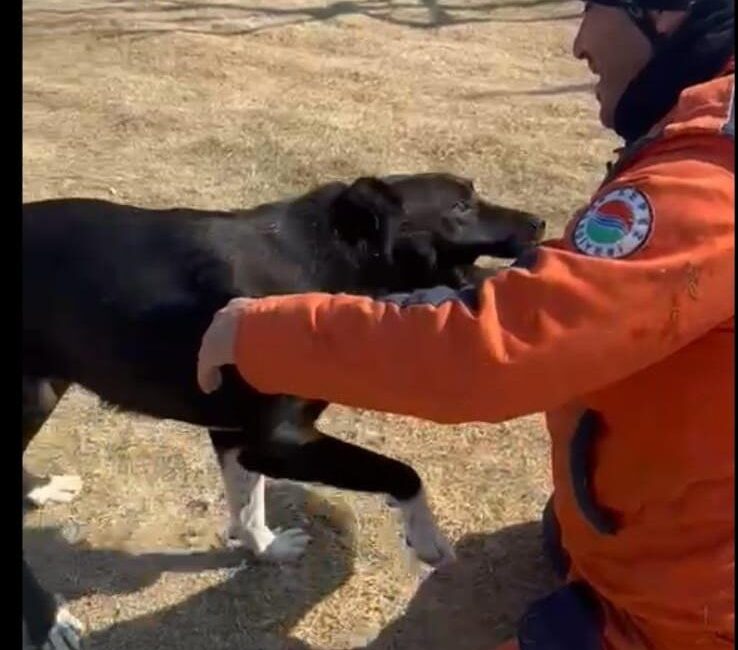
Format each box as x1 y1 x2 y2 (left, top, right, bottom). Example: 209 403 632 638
237 468 311 562
239 422 456 569
214 441 310 562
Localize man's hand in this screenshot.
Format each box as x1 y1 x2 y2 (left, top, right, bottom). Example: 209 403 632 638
197 297 253 394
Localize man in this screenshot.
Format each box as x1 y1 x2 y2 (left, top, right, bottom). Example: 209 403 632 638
197 0 734 647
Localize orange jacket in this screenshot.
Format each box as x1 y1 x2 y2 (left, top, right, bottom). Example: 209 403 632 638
229 69 734 648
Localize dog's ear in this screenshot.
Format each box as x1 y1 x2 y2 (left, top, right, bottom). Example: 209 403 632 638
331 177 403 259
387 234 468 289
392 233 438 275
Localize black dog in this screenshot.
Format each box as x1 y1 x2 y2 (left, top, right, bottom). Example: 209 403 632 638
23 173 544 646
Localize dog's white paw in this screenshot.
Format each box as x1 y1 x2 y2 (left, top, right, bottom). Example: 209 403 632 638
224 516 310 562
220 521 245 549
394 491 456 569
252 526 311 562
27 476 83 507
266 527 311 561
403 521 456 569
41 607 84 650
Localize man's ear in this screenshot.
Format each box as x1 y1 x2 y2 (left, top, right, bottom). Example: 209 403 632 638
331 177 403 260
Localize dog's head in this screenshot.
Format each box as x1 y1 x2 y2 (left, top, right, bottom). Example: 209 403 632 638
330 172 545 291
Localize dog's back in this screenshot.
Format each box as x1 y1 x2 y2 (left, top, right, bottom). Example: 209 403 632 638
22 196 341 427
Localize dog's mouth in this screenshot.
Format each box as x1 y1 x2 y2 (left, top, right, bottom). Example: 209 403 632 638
442 234 544 288
505 221 547 254
435 231 541 268
489 234 541 259
532 224 546 244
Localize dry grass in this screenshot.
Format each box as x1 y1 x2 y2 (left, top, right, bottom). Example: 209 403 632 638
23 1 616 648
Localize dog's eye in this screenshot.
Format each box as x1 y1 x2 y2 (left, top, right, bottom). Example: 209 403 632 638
452 200 472 213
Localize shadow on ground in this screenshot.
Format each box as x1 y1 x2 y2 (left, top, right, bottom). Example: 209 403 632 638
24 482 358 650
26 501 559 649
24 0 580 38
462 82 594 100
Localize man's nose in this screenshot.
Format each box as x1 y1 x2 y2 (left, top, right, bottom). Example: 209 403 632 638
572 15 587 60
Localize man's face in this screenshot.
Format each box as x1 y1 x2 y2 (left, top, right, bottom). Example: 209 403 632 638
573 3 654 128
573 4 688 129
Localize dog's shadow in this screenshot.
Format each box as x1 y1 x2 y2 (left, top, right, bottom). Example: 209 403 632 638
26 487 559 649
23 481 358 650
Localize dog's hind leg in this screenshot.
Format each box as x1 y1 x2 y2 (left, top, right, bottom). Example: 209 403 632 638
23 556 84 649
23 378 82 509
239 420 455 569
209 429 310 562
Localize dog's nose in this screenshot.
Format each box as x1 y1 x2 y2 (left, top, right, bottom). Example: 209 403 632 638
531 217 546 240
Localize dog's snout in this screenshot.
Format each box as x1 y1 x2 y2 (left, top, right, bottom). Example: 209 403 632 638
531 217 546 240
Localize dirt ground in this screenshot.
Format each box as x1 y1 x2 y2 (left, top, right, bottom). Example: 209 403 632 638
23 1 617 648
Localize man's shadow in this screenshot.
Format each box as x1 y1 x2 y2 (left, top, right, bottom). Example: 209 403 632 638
360 520 561 650
23 481 358 649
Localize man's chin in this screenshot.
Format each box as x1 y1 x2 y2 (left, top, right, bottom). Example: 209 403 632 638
592 85 615 128
598 102 616 130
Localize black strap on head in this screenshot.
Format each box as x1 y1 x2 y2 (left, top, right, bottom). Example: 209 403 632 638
621 0 669 44
587 0 696 46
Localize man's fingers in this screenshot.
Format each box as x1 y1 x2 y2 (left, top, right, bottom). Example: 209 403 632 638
196 297 253 394
197 364 223 394
227 297 254 311
196 309 231 393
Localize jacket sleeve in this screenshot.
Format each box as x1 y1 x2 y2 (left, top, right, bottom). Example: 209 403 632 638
230 137 734 424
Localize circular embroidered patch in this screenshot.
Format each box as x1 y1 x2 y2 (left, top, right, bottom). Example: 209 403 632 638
572 186 653 259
